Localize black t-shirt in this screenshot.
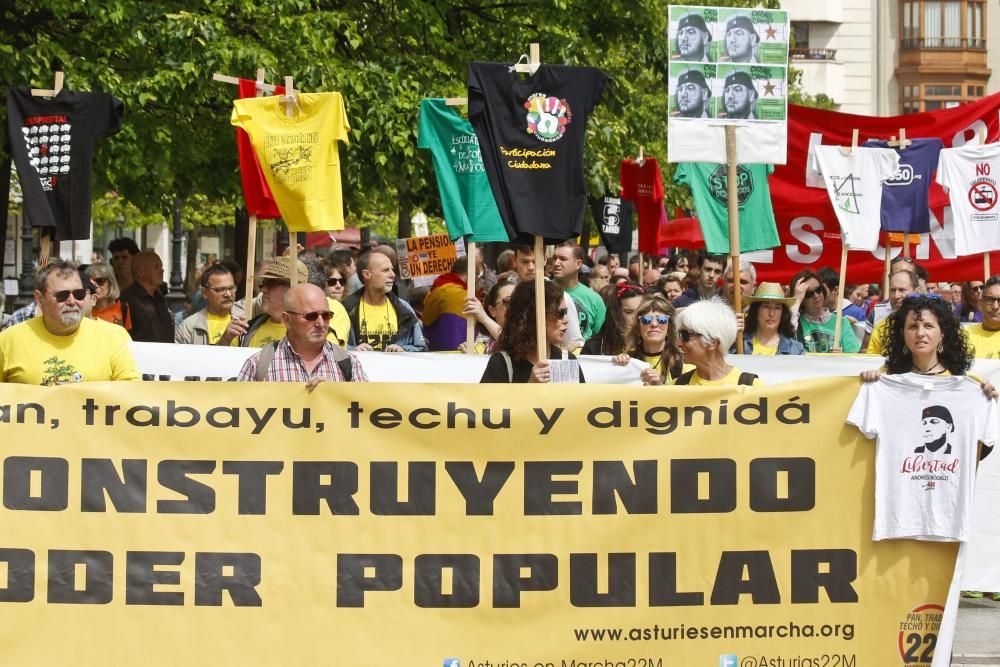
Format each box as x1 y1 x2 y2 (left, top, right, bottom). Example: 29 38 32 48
468 63 607 244
5 87 124 241
480 346 586 383
591 194 634 254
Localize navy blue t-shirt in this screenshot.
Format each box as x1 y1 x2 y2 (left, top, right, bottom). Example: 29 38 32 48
863 138 943 233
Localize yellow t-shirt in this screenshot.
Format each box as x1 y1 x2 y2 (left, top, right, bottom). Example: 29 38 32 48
248 319 287 348
965 324 1000 359
231 92 350 232
685 366 762 387
0 317 139 385
357 299 399 351
867 317 889 355
206 312 237 346
751 336 777 356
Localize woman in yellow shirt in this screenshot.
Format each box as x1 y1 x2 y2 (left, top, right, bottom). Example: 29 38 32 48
675 298 761 386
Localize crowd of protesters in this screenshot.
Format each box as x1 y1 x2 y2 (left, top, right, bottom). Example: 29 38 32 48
3 238 1000 391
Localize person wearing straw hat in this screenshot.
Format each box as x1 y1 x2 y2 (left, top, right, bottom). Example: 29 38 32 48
736 282 804 355
243 257 310 348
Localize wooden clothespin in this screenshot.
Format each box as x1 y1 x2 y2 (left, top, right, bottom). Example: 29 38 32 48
30 71 64 97
888 128 911 150
840 129 859 155
282 76 297 118
636 145 645 165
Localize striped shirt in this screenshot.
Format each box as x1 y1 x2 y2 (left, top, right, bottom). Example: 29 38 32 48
237 338 368 383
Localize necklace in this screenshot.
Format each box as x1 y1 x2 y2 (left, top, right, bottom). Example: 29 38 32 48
912 361 946 375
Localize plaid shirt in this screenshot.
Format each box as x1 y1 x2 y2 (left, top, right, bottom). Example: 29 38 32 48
237 338 368 383
0 302 37 331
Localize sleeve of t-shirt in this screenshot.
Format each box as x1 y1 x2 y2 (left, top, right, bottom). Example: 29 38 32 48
590 68 608 111
417 100 433 149
333 93 350 145
94 93 125 138
619 160 634 200
846 381 880 439
653 160 665 201
878 149 901 182
673 162 690 189
230 101 250 132
978 391 999 449
480 353 511 383
467 65 485 121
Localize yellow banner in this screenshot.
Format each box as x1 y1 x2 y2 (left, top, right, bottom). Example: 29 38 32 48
0 379 954 666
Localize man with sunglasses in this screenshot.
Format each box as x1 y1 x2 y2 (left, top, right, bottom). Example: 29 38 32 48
0 261 138 384
238 283 366 389
964 275 1000 359
175 264 247 346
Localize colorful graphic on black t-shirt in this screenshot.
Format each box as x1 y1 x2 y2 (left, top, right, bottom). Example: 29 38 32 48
525 93 571 142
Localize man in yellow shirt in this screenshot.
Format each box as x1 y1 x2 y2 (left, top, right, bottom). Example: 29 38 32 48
966 276 1000 359
175 264 247 345
0 261 138 384
865 269 919 355
342 251 426 352
243 257 351 348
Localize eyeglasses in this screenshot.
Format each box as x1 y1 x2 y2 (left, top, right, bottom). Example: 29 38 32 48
551 307 569 320
971 284 985 291
983 296 1000 306
206 285 236 294
639 314 670 326
287 310 334 322
49 288 89 303
805 288 824 299
678 329 701 342
92 277 110 286
326 277 345 287
260 278 290 289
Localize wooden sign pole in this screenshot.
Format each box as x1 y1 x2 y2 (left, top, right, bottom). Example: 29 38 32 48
521 43 548 363
882 238 892 302
833 129 860 354
31 71 64 267
724 125 743 354
466 240 477 352
283 75 299 287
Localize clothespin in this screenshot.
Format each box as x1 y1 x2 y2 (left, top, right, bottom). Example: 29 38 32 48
888 128 911 150
513 43 541 74
30 71 64 97
840 129 859 156
282 76 296 118
636 145 645 166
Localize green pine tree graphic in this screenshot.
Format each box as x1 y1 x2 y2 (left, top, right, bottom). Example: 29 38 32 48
41 356 80 386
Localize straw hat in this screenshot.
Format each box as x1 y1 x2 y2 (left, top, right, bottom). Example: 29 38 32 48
258 257 308 283
744 282 795 306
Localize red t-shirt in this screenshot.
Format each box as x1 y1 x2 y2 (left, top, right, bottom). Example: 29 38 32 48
619 158 664 254
236 78 286 219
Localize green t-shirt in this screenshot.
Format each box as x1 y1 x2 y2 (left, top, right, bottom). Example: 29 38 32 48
564 282 606 340
799 314 861 353
673 162 779 255
418 98 508 243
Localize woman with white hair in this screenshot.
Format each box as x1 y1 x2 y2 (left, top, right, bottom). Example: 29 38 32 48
674 298 760 386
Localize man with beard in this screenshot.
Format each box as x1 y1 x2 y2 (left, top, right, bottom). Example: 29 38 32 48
175 263 247 345
675 14 712 62
720 71 757 119
0 261 138 384
915 406 955 455
674 69 711 118
724 15 759 63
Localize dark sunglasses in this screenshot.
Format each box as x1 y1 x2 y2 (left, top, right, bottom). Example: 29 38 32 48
287 310 334 322
260 278 290 289
92 277 110 286
677 329 700 342
805 288 825 299
971 284 985 291
639 314 670 326
326 277 345 287
50 288 89 303
552 307 569 320
983 295 1000 306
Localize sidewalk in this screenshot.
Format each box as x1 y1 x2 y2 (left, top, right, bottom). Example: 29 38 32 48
953 596 1000 666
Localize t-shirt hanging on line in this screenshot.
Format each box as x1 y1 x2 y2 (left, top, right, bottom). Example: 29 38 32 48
936 142 1000 256
468 63 607 244
846 373 998 542
673 162 779 255
5 86 124 241
231 92 350 233
863 138 943 234
812 145 900 251
417 98 508 243
236 78 286 220
590 194 634 255
620 158 664 255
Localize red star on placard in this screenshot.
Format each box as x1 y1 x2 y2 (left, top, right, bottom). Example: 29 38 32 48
763 80 776 96
765 24 777 40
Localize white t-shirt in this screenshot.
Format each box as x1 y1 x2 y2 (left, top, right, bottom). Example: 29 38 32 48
936 143 1000 256
846 374 998 542
813 145 900 251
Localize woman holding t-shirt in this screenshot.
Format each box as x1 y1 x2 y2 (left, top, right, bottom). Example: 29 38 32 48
480 280 585 383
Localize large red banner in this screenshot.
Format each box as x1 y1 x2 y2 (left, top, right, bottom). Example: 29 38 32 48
757 93 1000 283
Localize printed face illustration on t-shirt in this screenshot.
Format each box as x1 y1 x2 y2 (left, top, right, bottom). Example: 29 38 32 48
916 405 955 455
525 94 572 142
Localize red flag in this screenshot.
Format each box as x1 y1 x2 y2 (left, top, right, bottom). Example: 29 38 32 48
760 94 1000 283
236 78 286 219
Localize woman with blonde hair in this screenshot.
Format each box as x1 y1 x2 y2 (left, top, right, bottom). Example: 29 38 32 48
612 294 686 385
85 263 131 330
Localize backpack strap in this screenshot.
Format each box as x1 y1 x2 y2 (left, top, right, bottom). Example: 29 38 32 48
500 351 514 382
675 369 696 385
254 341 280 382
329 344 354 382
738 371 758 386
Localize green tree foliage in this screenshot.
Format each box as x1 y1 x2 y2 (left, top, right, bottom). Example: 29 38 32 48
3 0 785 240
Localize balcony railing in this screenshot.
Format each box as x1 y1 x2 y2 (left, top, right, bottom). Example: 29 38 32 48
790 47 837 61
901 37 986 49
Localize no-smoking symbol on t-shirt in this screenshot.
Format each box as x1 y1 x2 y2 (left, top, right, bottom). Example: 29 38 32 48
968 162 998 212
